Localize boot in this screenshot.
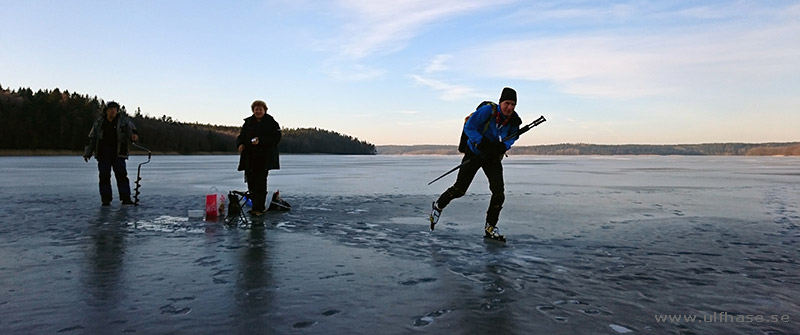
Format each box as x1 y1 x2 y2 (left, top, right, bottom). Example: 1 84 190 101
484 223 506 242
429 201 442 231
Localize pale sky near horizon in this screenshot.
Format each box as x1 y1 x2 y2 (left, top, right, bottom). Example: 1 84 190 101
2 1 799 145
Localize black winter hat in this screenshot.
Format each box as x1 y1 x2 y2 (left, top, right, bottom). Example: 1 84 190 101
104 101 120 112
499 87 517 103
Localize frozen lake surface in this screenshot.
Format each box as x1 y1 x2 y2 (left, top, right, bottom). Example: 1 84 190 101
1 155 798 334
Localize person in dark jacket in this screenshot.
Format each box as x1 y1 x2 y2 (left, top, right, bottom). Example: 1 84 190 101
83 101 139 206
429 87 522 241
237 100 281 216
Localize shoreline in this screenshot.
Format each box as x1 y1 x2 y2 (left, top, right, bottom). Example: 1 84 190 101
1 149 797 157
0 149 237 156
0 150 376 157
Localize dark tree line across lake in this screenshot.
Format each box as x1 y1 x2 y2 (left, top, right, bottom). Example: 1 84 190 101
0 85 376 155
377 142 800 156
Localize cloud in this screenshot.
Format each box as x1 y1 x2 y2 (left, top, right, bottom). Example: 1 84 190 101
306 0 513 82
331 0 512 59
509 2 638 22
451 9 800 99
508 1 782 24
409 74 484 101
424 54 451 74
451 35 672 98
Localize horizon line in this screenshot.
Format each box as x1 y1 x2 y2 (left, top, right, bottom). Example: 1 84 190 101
376 141 800 147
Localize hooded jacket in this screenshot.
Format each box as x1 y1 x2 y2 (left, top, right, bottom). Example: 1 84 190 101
237 114 281 171
83 112 137 159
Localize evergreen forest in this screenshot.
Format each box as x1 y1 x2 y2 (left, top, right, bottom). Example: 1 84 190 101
0 85 376 155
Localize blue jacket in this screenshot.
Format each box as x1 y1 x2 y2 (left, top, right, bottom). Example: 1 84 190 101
464 104 522 155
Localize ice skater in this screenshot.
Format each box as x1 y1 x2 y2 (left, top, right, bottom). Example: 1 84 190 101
430 87 522 241
83 101 139 206
237 100 282 217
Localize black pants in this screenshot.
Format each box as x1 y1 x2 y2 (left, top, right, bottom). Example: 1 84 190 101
436 152 505 225
97 146 131 202
246 170 268 212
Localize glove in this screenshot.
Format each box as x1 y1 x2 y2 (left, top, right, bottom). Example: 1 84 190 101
477 141 506 156
494 142 507 155
477 141 491 153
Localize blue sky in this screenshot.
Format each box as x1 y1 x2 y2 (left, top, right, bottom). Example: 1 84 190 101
2 1 799 145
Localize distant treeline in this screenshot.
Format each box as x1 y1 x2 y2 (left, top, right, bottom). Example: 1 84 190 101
378 142 800 156
0 85 375 155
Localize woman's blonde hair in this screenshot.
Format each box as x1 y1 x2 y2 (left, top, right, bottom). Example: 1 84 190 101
251 100 268 111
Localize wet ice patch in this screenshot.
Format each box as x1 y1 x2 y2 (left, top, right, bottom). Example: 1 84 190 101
318 272 354 280
292 321 317 328
398 277 437 286
554 299 587 306
322 309 340 316
57 325 85 333
130 215 207 233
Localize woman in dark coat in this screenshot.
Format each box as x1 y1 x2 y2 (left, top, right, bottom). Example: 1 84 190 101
237 100 281 216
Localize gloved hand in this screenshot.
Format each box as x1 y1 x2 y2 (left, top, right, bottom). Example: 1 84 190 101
477 141 492 153
494 142 507 155
477 141 507 156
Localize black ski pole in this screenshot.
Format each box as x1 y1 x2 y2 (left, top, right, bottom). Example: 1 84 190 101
131 142 152 206
428 115 546 185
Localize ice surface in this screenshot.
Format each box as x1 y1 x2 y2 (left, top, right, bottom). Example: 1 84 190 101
0 155 798 334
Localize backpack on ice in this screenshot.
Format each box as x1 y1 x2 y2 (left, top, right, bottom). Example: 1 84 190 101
457 101 496 153
268 190 291 211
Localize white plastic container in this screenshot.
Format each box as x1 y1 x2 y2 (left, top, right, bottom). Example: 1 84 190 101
188 209 204 218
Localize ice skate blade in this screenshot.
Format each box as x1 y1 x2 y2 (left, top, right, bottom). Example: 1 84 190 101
483 235 506 243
